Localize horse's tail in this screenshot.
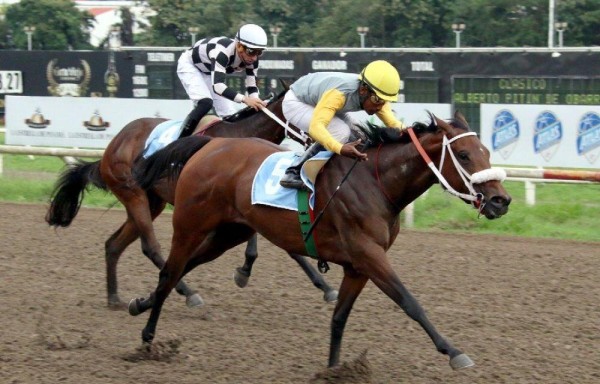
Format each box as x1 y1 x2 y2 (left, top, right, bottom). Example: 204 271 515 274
45 161 106 227
134 136 213 190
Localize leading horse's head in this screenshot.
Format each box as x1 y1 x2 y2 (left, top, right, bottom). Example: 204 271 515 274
423 111 511 219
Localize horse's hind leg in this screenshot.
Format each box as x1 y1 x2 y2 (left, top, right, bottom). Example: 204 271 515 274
233 234 258 288
105 202 202 309
288 253 338 303
232 236 338 303
105 221 137 309
131 224 253 344
138 199 204 308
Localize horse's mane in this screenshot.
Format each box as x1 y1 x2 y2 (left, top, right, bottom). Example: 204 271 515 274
355 114 471 148
221 89 285 123
355 121 436 147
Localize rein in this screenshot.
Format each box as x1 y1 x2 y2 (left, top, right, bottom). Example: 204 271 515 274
260 107 310 146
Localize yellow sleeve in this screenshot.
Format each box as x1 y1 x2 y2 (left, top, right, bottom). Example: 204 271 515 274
308 89 346 154
376 103 406 130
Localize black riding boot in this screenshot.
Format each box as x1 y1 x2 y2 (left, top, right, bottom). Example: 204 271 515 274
177 98 213 139
280 143 324 190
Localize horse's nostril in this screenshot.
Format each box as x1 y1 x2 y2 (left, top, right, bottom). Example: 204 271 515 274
491 195 511 207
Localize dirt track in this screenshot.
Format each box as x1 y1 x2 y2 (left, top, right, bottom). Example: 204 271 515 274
0 202 598 383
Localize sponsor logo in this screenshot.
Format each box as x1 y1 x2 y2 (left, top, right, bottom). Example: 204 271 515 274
25 108 51 129
46 59 91 97
491 109 519 159
83 111 110 131
577 112 600 164
311 60 347 70
533 111 562 161
259 60 295 70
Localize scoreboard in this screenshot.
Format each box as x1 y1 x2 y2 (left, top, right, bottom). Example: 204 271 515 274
453 76 600 132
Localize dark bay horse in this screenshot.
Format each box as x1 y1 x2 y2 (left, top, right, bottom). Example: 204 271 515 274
128 112 511 370
45 87 338 310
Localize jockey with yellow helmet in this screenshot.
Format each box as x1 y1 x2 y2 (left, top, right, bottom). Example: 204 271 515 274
176 23 268 139
280 60 406 190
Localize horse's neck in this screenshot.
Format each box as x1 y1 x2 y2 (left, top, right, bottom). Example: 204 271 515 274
370 142 439 211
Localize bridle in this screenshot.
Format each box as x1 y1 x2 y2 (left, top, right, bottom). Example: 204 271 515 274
406 125 506 208
374 124 506 212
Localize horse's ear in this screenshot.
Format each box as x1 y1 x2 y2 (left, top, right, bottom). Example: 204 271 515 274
279 78 291 91
428 110 453 135
427 110 438 127
454 110 468 127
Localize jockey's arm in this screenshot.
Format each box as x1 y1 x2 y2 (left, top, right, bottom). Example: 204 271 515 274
210 56 247 103
376 103 406 131
308 89 346 154
244 65 260 99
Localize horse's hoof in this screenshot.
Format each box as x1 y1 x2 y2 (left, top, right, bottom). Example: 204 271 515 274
128 298 142 316
186 293 205 308
234 268 250 288
323 289 338 303
142 329 155 344
449 353 475 370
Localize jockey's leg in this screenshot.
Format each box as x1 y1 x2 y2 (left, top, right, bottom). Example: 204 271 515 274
279 142 324 190
178 98 213 139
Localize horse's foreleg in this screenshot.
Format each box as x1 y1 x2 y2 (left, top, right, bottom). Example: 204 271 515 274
288 253 338 303
328 269 368 367
368 255 474 370
233 234 258 288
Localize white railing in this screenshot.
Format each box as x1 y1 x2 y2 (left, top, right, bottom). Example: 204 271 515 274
0 145 103 175
1 145 598 227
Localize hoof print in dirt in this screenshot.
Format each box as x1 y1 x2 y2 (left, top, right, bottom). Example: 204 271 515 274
310 349 372 384
121 339 182 363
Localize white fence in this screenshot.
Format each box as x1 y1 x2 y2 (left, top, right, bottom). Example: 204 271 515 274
2 144 598 227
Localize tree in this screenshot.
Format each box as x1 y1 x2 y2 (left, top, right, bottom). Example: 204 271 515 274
5 0 94 50
558 0 600 47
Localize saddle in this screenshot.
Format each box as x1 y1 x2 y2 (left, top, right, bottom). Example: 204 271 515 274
193 115 221 135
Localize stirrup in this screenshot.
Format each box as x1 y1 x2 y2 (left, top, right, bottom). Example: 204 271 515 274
280 173 308 190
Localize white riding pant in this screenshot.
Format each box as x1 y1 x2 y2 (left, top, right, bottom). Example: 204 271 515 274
282 90 351 143
177 50 239 116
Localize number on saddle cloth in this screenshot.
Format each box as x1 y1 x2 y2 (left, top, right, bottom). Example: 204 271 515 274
250 150 334 211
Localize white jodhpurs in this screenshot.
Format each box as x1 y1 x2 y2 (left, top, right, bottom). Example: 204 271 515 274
177 50 239 116
282 90 351 143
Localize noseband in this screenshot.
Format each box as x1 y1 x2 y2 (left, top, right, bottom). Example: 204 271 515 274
407 127 506 206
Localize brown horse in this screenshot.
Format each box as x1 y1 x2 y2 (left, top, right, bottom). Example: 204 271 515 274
128 112 511 370
45 86 338 310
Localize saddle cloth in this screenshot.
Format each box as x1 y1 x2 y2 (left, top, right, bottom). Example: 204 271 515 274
143 120 183 158
251 151 334 211
143 116 221 158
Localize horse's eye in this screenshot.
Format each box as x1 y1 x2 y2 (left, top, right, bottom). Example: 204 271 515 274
457 151 470 161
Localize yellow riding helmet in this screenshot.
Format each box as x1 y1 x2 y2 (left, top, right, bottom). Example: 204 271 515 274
359 60 400 102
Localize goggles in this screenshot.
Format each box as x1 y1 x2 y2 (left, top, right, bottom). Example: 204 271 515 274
243 46 264 57
369 92 385 105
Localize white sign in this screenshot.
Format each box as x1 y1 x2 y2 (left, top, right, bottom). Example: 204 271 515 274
481 104 600 169
6 96 193 148
0 71 23 93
